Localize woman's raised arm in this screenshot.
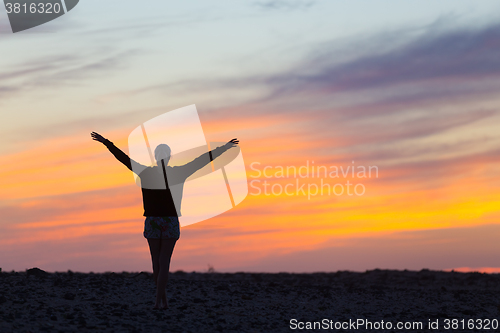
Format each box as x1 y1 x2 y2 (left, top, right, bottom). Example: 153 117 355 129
91 132 147 174
178 138 240 179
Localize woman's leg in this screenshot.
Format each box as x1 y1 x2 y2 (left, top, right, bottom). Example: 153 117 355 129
147 239 161 289
155 238 177 308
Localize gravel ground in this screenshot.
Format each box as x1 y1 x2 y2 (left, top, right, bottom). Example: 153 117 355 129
1 268 500 332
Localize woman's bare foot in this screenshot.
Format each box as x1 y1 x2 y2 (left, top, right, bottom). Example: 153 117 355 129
152 300 168 310
155 291 168 309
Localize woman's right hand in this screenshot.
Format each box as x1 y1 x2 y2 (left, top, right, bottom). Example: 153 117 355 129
226 138 239 148
91 132 108 144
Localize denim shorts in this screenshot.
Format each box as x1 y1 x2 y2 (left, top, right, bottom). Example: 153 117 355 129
143 216 180 239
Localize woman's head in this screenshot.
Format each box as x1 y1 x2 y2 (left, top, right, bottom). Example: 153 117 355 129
154 144 171 165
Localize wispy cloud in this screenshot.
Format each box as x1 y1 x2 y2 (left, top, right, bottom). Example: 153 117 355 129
0 50 136 99
254 0 315 11
123 22 500 124
232 223 500 272
266 24 500 95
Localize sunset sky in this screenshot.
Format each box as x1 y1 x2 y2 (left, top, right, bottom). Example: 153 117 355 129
1 0 500 273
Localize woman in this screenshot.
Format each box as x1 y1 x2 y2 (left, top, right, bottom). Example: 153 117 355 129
91 132 239 309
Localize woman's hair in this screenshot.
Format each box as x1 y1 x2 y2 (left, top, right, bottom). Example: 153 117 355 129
154 144 171 164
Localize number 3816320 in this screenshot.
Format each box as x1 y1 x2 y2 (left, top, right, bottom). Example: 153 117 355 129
5 2 62 14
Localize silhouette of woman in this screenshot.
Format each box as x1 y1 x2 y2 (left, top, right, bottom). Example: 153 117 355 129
91 132 239 309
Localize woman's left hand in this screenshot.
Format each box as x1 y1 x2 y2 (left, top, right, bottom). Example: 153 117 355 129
91 132 108 144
